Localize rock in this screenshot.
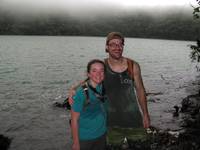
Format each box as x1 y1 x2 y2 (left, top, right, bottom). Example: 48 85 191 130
173 105 180 117
106 93 200 150
0 134 11 150
120 137 129 150
53 98 71 110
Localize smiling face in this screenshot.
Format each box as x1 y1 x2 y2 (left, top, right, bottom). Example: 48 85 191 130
106 38 124 59
88 62 105 87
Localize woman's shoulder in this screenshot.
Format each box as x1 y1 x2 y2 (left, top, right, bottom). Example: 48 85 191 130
73 85 86 101
76 85 84 92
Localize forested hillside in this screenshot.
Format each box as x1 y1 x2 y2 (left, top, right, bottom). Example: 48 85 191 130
0 9 199 41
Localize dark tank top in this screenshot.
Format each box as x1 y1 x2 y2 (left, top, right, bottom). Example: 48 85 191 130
104 61 143 128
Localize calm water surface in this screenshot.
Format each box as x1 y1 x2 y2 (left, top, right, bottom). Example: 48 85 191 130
0 36 199 150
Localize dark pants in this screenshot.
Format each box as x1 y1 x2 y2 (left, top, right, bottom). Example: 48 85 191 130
80 133 106 150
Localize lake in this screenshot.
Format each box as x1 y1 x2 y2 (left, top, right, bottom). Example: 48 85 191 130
0 35 199 150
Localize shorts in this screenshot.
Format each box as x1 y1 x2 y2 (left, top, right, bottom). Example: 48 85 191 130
80 133 106 150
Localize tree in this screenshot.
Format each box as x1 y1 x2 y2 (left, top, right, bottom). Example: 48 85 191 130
189 0 200 70
192 0 200 19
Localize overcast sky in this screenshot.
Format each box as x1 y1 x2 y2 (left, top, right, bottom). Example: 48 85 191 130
0 0 196 17
1 0 193 6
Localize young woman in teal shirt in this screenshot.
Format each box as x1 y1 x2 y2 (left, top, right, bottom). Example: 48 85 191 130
70 59 107 150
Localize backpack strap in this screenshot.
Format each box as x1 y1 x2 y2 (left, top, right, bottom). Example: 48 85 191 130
87 82 106 103
104 58 135 81
68 82 89 125
126 58 135 81
81 82 90 107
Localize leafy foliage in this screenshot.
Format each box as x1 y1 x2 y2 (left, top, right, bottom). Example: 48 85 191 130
192 0 200 19
190 0 200 68
189 40 200 62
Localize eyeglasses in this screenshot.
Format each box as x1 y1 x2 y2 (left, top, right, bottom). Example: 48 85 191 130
108 43 124 49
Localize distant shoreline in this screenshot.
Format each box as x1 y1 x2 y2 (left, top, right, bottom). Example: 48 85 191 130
0 8 199 41
0 34 197 42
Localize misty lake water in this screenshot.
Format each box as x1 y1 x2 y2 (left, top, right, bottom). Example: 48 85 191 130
0 35 199 150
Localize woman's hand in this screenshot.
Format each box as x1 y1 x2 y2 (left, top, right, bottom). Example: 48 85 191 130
68 89 75 106
72 142 80 150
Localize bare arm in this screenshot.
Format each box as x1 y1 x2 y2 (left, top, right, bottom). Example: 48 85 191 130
133 62 150 128
71 110 80 150
68 82 82 98
68 79 88 105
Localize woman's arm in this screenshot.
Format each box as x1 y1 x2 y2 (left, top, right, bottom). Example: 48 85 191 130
71 110 80 150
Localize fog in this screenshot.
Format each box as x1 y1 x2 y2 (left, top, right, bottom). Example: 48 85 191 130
0 0 191 17
0 1 199 42
0 0 194 19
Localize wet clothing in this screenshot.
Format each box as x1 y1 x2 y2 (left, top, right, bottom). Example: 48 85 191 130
104 60 143 128
72 83 107 141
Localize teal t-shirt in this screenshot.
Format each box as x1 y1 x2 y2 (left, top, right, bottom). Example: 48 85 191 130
72 83 107 140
